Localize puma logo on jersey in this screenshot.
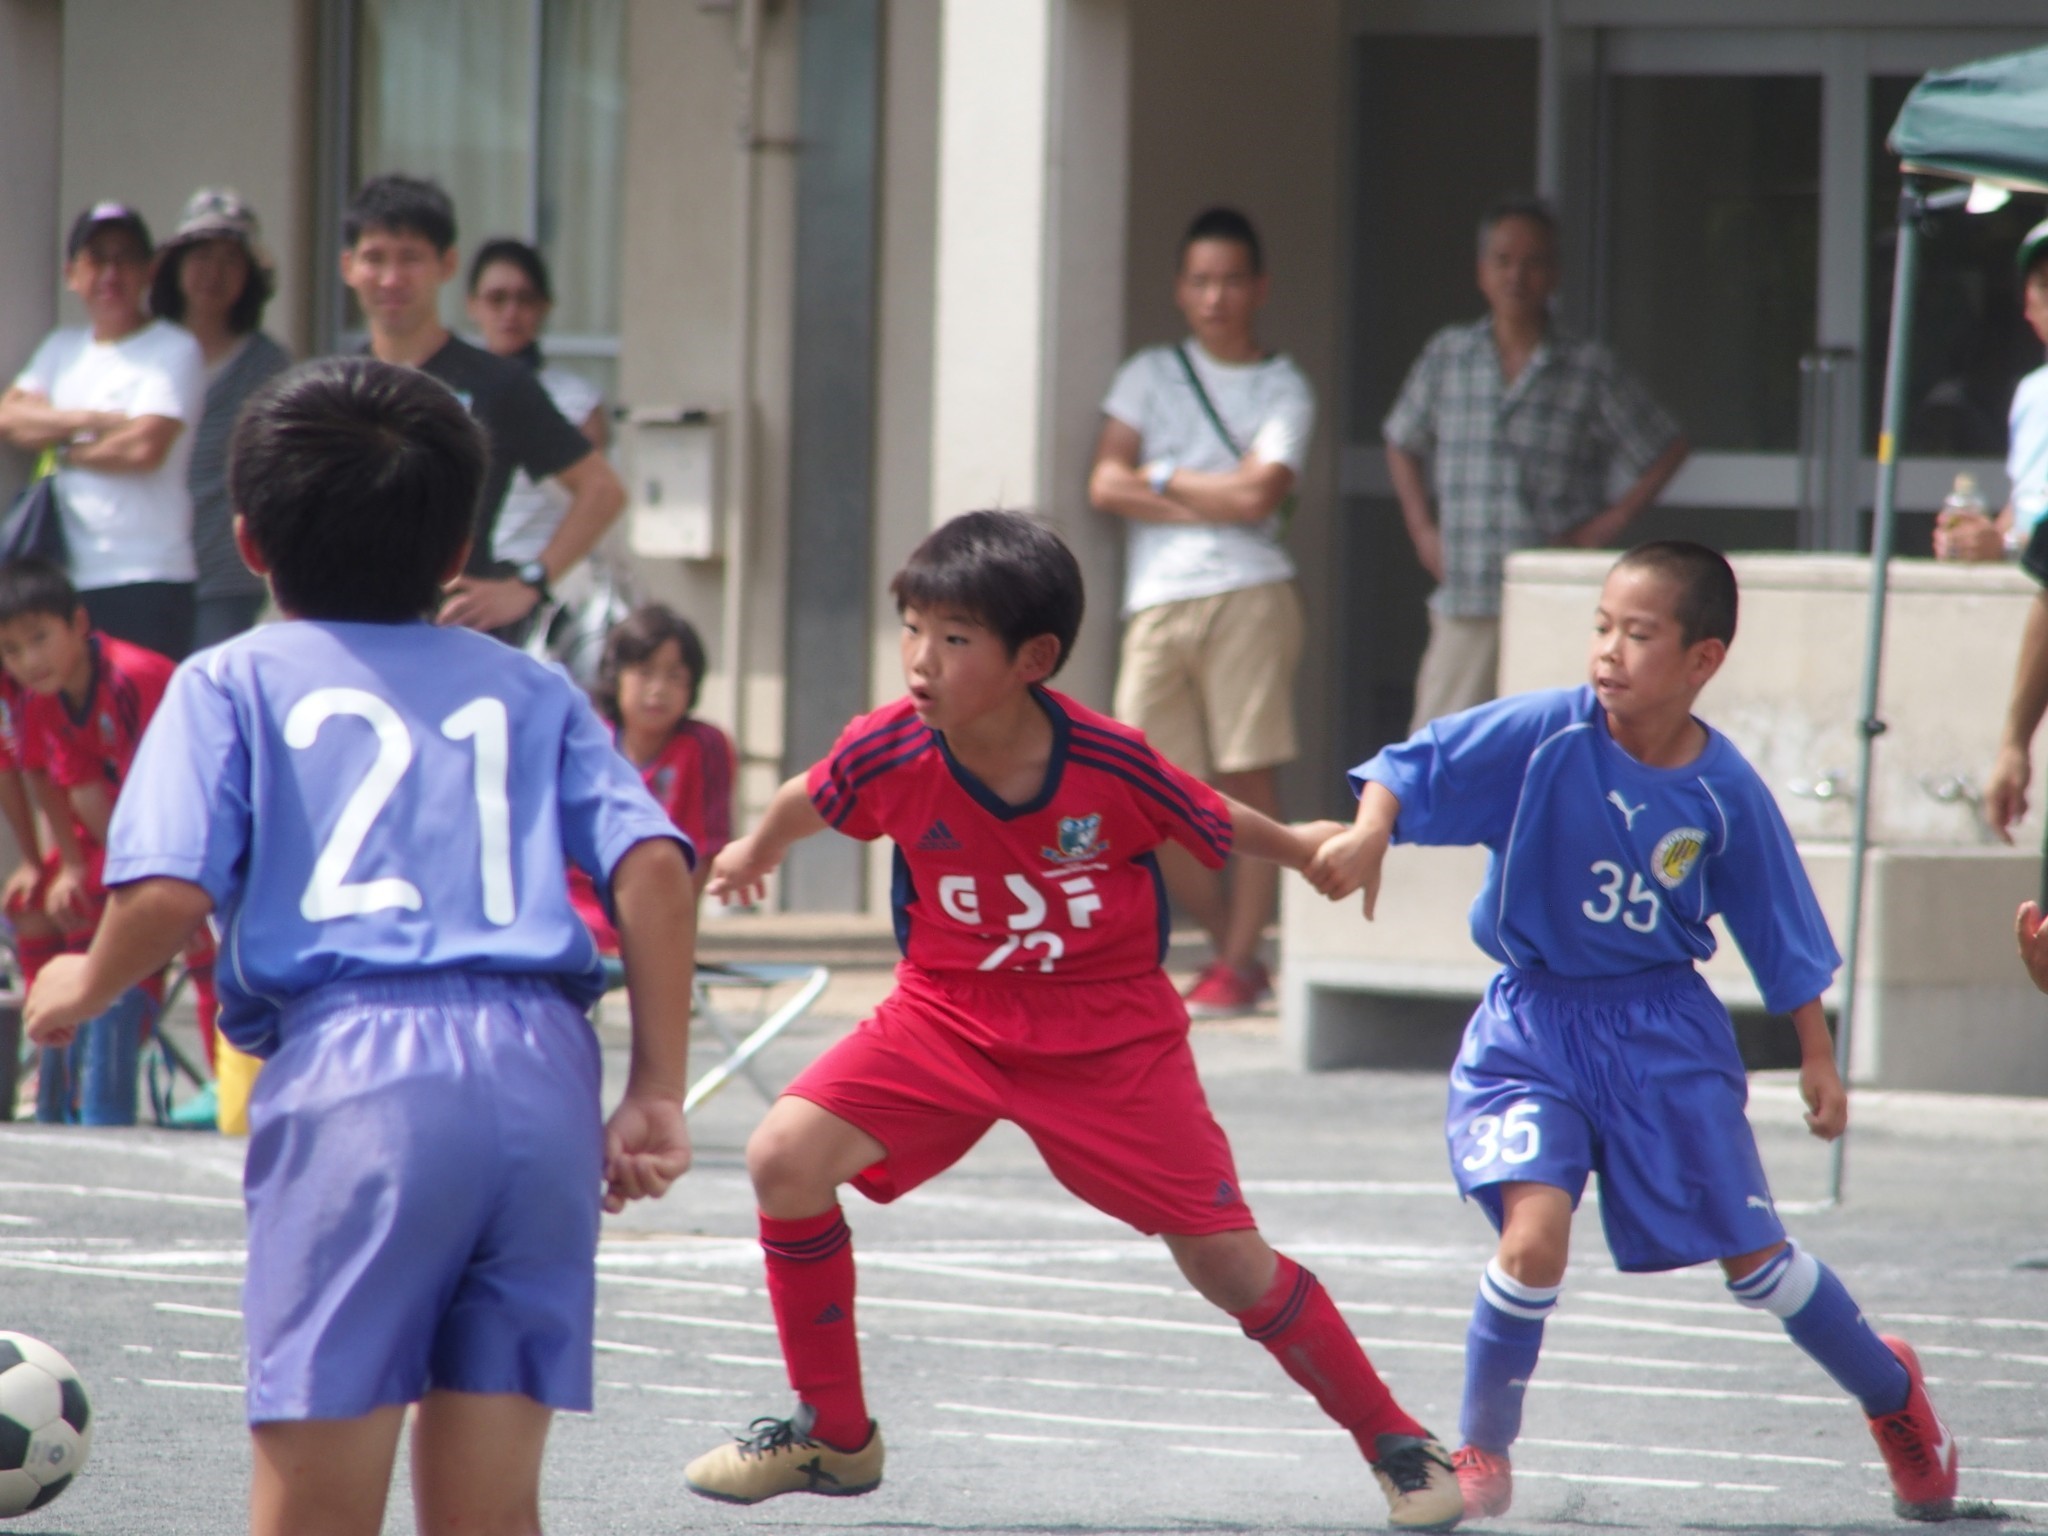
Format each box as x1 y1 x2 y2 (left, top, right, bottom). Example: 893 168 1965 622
1746 1194 1774 1211
1606 791 1647 829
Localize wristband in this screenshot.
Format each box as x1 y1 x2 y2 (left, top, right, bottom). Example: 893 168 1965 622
1145 459 1176 496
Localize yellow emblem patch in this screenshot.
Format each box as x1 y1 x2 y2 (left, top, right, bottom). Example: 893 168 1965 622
1651 826 1707 889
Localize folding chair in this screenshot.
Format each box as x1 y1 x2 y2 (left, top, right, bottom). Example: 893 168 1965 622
598 956 831 1116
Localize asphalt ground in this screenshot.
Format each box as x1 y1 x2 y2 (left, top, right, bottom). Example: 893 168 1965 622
0 936 2045 1535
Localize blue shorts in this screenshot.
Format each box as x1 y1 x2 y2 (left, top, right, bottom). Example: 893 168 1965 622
241 973 604 1423
1446 963 1786 1273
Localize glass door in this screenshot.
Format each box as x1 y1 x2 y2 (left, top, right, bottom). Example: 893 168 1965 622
1597 28 2041 554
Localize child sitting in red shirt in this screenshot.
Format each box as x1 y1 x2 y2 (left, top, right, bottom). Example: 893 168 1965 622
0 559 190 1124
569 605 735 951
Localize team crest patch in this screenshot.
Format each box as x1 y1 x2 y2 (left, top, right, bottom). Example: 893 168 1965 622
1042 813 1106 864
1650 826 1707 889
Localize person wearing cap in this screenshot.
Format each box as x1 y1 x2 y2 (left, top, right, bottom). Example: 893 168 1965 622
0 203 205 658
150 188 292 649
1935 218 2048 562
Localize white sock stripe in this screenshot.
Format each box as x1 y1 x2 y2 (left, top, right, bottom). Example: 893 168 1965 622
1481 1259 1561 1321
1728 1243 1820 1319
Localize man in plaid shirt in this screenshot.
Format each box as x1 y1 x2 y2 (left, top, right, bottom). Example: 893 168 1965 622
1385 195 1688 731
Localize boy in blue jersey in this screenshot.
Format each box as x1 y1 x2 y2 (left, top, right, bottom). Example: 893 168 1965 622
1308 543 1960 1523
24 357 696 1536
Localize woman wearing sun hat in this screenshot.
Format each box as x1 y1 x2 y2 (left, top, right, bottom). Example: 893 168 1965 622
149 189 292 650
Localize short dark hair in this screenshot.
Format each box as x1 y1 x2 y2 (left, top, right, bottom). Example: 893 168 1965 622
889 510 1083 675
149 242 274 334
595 604 709 722
468 238 553 303
343 174 458 253
0 560 82 627
230 358 485 622
1179 206 1263 276
1611 541 1738 647
1477 194 1559 257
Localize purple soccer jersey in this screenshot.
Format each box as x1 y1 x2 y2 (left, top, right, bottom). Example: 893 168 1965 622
103 620 689 1056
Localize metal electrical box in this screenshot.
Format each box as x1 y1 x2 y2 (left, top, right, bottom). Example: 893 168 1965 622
626 410 721 561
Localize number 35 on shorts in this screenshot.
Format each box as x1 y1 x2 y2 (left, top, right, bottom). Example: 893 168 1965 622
1460 1101 1543 1172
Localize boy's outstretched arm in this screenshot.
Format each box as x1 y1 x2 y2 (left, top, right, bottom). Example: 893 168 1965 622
1790 998 1847 1141
25 877 213 1047
605 836 697 1213
706 773 828 907
1303 782 1402 919
1218 794 1345 872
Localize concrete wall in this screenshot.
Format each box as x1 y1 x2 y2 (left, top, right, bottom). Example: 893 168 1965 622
0 0 62 505
55 0 316 354
618 0 801 829
1123 0 1347 813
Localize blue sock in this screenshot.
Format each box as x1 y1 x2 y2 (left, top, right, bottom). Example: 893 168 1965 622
1727 1242 1909 1417
1460 1259 1558 1453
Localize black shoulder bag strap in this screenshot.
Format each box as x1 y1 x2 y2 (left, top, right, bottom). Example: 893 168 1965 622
1173 344 1296 537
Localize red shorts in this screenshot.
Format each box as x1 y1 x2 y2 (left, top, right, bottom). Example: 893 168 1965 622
785 966 1255 1237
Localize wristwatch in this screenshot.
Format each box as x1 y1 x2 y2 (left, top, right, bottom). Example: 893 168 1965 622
515 559 552 602
1146 459 1177 496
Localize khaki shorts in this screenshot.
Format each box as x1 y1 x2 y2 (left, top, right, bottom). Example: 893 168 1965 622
1409 612 1500 734
1114 581 1303 779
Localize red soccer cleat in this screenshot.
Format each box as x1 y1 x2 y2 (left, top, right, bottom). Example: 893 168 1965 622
1868 1337 1958 1521
1451 1444 1512 1519
1184 959 1272 1018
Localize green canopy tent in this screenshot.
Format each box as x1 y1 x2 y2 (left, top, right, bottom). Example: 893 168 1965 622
1832 47 2048 1203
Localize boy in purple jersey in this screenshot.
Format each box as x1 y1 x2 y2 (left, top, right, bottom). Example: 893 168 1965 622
681 512 1463 1531
1309 543 1960 1523
24 357 696 1536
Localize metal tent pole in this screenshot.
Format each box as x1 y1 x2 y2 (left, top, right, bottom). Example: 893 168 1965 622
1829 183 1954 1205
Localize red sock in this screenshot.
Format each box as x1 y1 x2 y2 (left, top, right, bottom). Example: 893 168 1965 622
188 959 219 1068
760 1207 868 1448
1235 1252 1428 1457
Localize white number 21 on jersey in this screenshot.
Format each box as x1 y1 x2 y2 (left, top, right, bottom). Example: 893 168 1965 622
286 687 515 926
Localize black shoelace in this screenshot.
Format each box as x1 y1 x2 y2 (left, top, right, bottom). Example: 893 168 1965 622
1880 1413 1936 1477
1376 1441 1447 1493
736 1415 810 1456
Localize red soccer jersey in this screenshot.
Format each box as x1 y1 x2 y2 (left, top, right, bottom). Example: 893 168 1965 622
807 688 1233 982
21 634 175 795
0 672 28 773
568 715 731 952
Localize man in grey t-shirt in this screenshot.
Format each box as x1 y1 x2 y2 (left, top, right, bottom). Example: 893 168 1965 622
1089 208 1311 1017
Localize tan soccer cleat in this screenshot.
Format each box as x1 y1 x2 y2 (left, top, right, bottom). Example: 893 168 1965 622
1369 1434 1465 1531
683 1405 885 1505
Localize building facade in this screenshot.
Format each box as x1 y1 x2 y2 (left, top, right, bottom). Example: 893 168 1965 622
3 0 2041 911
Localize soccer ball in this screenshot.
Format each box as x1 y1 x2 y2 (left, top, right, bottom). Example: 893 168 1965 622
0 1333 90 1516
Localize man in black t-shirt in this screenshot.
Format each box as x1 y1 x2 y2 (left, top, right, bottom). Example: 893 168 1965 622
339 175 623 637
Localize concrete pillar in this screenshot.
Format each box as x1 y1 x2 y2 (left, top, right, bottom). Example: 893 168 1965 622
927 0 1129 710
0 0 61 504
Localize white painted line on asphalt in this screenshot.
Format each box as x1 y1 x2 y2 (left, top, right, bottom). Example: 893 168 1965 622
1551 1311 1791 1345
597 1382 745 1397
1886 1311 2048 1334
1518 1435 1842 1468
1966 1467 2048 1481
0 1178 240 1209
858 1255 1180 1297
857 1293 1239 1336
1516 1469 1718 1491
0 1256 237 1286
175 1350 238 1362
935 1402 1338 1438
611 1309 778 1336
0 1214 36 1225
1240 1180 1457 1196
592 1339 669 1356
0 1246 243 1267
1527 1378 1841 1406
154 1301 241 1319
975 1375 1274 1403
929 1429 1091 1447
1166 1445 1302 1461
701 1354 784 1369
1528 1348 1742 1374
891 1333 1200 1365
121 1344 152 1353
140 1378 241 1393
594 1272 752 1296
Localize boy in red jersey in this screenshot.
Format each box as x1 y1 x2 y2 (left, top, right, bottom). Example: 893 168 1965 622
0 558 201 1123
683 512 1463 1532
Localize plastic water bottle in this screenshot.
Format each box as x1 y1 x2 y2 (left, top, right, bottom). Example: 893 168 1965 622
1941 472 1987 523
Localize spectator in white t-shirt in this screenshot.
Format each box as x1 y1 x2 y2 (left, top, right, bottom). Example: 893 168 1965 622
465 238 609 579
1088 207 1312 1017
0 202 205 659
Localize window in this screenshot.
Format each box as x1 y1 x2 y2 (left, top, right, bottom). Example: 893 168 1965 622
326 0 626 399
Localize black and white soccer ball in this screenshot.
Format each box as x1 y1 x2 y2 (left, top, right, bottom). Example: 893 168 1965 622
0 1333 91 1516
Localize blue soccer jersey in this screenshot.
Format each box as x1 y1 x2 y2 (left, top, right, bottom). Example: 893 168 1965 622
102 621 689 1056
1352 686 1837 1013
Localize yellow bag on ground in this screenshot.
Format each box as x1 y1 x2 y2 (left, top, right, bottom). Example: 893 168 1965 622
214 1036 262 1137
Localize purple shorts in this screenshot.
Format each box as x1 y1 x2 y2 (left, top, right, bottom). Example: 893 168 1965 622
241 973 604 1423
